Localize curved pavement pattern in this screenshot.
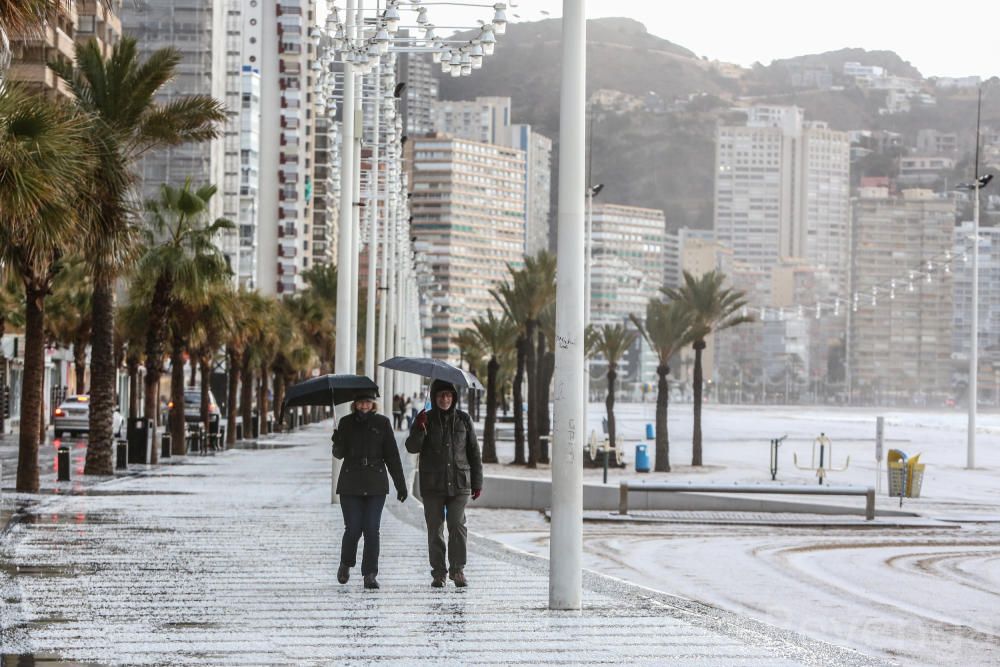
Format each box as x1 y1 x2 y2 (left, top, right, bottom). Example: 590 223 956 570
0 423 881 666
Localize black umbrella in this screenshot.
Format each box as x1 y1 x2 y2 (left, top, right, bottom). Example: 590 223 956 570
283 374 380 408
378 356 484 391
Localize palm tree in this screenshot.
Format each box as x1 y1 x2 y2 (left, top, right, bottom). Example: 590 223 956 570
237 291 272 439
470 310 517 464
631 299 695 472
589 324 637 460
52 37 226 475
453 328 486 422
519 251 557 465
189 286 235 443
663 270 752 466
536 303 556 463
134 181 234 462
46 256 93 393
116 299 147 421
490 278 529 465
0 85 93 492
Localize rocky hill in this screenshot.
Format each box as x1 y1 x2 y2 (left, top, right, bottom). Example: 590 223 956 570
435 18 998 234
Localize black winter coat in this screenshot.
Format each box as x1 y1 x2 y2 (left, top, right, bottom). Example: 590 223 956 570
405 407 483 496
332 412 406 497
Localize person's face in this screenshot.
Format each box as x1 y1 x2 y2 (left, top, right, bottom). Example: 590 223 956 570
435 391 453 411
355 399 375 413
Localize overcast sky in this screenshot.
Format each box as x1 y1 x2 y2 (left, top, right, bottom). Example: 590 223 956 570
323 1 999 79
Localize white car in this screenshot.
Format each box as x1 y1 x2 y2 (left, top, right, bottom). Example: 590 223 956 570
53 395 124 439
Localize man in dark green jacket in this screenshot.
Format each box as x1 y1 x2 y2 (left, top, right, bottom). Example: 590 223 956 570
405 379 483 587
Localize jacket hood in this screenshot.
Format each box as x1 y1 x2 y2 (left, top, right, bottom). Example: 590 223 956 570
429 379 459 412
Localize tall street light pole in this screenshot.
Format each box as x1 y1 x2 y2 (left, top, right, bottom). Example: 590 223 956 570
333 0 358 503
364 62 381 380
550 0 585 611
959 87 994 469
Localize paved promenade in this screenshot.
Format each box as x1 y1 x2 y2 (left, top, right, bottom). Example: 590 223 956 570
0 423 881 666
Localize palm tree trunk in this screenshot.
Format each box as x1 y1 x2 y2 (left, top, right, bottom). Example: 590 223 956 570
239 352 253 439
692 341 705 466
257 365 269 433
16 281 46 492
169 341 185 455
141 276 172 463
537 336 552 464
199 355 211 437
73 337 87 393
0 317 7 436
126 353 139 421
85 276 116 475
273 372 286 431
189 357 197 388
512 335 527 465
606 363 617 458
482 355 499 463
225 346 239 448
654 363 671 472
525 320 539 468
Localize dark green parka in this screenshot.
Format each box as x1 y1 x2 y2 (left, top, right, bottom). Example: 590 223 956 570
405 381 483 497
333 411 406 497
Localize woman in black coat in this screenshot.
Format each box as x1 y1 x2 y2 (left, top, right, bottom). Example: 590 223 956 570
332 391 407 589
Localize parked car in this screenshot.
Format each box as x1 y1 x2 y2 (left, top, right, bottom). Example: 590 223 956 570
170 389 224 436
53 395 124 439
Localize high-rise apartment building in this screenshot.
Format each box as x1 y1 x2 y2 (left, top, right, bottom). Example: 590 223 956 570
849 189 955 402
407 135 526 361
510 124 552 255
433 97 552 256
120 0 228 231
253 0 318 294
714 105 851 291
432 96 511 144
8 0 122 97
589 202 667 386
952 222 1000 394
396 47 438 137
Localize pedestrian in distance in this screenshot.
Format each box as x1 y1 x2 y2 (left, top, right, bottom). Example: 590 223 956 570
403 394 413 428
392 393 404 430
332 391 408 590
405 379 483 588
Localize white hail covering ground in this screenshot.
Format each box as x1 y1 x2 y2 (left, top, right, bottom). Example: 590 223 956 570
471 403 1000 667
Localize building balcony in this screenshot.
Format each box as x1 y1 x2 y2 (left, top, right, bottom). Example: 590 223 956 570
7 62 73 98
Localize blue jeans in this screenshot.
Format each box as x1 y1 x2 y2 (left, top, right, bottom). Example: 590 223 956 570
339 494 386 577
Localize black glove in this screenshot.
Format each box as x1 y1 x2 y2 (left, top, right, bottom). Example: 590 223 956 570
397 489 408 503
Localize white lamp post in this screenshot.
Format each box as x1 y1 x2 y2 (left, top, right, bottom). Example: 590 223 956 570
957 87 994 470
550 0 586 611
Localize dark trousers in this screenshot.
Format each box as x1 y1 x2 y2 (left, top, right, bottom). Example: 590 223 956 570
339 494 386 577
422 494 469 576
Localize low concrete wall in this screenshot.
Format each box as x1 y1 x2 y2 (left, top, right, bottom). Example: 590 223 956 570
472 474 915 517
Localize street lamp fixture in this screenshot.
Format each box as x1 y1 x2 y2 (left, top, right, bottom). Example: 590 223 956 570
492 3 507 34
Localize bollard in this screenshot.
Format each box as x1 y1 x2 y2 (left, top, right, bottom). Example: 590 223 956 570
116 439 128 470
57 445 71 482
161 432 171 459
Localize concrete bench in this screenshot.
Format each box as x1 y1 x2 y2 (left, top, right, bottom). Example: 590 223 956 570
619 481 876 521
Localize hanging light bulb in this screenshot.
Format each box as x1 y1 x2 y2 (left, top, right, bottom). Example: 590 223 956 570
890 279 896 300
383 3 401 34
815 304 821 319
480 26 496 55
492 3 508 35
416 6 429 24
963 251 969 263
908 271 915 292
833 299 840 316
871 286 878 307
926 271 932 284
797 304 804 318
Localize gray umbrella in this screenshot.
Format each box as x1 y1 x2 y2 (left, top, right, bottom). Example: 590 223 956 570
378 356 485 391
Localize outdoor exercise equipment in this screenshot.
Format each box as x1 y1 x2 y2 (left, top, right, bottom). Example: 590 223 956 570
793 433 849 485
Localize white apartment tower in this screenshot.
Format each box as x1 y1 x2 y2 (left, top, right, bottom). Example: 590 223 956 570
253 0 318 295
714 105 851 290
120 0 230 253
433 97 552 256
407 135 526 361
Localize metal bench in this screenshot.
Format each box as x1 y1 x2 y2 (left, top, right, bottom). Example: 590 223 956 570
618 481 877 521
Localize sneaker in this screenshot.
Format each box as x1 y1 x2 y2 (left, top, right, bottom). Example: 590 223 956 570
450 571 467 587
363 575 380 590
337 565 350 585
431 574 446 588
